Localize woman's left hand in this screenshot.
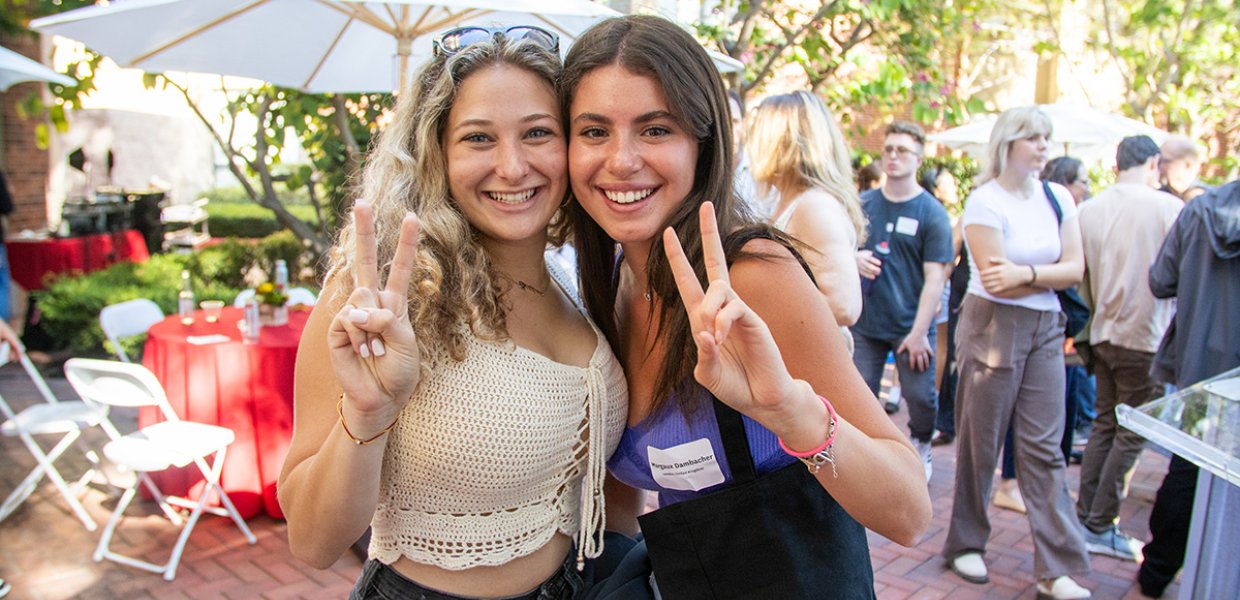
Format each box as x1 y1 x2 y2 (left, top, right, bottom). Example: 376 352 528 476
662 202 799 415
979 256 1032 294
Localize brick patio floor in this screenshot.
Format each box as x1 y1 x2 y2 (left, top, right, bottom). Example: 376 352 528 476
1 362 1176 599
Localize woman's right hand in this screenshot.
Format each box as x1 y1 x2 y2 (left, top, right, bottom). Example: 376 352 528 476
327 201 423 418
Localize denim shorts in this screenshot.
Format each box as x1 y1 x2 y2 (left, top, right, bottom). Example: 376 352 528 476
349 552 584 600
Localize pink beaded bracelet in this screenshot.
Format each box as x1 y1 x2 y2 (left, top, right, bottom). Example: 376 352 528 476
778 394 838 458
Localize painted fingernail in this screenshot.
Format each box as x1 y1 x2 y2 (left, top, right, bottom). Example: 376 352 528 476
359 343 371 358
349 309 369 324
371 339 386 357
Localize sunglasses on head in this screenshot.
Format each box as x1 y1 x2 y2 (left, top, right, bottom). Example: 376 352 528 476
432 25 560 58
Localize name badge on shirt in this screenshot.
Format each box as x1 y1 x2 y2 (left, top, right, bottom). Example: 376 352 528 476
895 216 920 236
647 438 725 491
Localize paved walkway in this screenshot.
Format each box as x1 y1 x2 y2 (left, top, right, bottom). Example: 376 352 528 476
1 363 1175 599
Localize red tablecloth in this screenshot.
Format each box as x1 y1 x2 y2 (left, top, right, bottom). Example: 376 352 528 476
141 306 309 519
5 230 149 291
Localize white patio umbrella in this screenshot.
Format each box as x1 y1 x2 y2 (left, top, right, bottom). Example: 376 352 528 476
33 0 739 93
31 0 615 93
0 45 75 91
929 103 1169 163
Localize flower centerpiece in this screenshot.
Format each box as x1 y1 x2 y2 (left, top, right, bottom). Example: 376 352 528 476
256 281 289 326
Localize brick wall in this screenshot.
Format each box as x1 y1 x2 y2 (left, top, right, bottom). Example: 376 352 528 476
1 32 53 232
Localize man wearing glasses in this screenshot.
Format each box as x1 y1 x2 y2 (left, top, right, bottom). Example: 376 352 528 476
853 121 953 483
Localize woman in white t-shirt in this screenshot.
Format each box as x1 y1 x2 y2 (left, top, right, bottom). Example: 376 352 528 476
941 106 1093 600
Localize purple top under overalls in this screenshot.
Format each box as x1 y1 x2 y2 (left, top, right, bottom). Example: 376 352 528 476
607 397 796 507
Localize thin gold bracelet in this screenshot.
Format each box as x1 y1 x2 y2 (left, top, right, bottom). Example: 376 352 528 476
336 396 399 445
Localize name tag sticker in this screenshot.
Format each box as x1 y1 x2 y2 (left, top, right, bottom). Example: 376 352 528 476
647 438 725 491
896 216 920 236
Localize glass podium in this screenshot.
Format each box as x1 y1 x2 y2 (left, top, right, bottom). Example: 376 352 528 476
1117 366 1240 599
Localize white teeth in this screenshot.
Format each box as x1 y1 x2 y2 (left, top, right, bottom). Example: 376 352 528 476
488 189 536 204
604 188 655 204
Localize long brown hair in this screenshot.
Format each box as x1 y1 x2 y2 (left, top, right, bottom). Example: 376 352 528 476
564 15 781 415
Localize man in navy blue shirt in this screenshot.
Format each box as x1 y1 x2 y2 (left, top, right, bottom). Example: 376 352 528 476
853 121 954 482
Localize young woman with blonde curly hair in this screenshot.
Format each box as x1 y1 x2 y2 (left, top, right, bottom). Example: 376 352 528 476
279 27 627 600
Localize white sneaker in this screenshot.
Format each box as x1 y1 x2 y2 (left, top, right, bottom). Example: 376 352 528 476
993 478 1027 514
914 439 933 483
1036 575 1091 599
949 552 989 584
884 385 902 414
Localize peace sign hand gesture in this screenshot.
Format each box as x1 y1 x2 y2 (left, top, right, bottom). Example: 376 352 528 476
327 202 423 416
662 202 799 417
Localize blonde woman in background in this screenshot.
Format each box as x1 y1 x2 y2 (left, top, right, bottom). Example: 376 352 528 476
942 106 1091 600
747 91 867 335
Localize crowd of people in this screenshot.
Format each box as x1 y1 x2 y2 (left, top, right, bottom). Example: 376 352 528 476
274 13 1239 600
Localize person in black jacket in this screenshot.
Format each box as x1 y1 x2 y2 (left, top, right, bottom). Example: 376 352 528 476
1138 178 1240 598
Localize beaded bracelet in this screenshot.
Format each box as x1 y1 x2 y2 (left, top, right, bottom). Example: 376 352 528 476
778 394 839 477
336 395 399 445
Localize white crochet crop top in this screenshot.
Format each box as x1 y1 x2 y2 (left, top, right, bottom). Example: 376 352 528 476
368 269 628 571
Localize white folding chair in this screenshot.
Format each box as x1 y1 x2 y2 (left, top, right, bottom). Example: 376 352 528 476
99 298 164 363
287 287 316 307
231 288 256 308
0 342 110 531
64 358 256 581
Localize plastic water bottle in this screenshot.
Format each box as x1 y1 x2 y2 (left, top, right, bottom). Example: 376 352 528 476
178 270 195 325
273 259 289 326
242 299 261 344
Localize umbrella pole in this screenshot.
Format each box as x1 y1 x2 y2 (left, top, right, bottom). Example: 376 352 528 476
397 37 410 93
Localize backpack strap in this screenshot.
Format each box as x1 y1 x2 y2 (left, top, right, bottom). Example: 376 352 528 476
1042 181 1064 225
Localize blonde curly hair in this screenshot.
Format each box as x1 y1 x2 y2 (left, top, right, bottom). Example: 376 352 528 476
325 33 564 363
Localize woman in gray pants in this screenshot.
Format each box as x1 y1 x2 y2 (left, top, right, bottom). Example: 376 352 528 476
942 106 1092 600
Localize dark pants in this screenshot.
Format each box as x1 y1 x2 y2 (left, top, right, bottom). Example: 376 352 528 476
854 330 939 443
935 298 960 437
1067 364 1096 424
350 553 584 600
1138 455 1198 597
1076 342 1161 532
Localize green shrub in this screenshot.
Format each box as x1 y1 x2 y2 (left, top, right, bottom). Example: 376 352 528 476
206 202 321 239
200 183 312 205
34 248 245 357
255 230 309 283
187 238 255 289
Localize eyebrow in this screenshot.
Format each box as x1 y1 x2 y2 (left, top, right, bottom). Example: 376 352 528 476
572 110 676 125
452 112 558 132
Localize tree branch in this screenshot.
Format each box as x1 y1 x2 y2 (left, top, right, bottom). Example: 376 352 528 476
165 77 327 253
330 95 362 176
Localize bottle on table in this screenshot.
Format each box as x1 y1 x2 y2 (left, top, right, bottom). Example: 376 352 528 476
178 270 195 325
242 298 261 344
273 259 289 326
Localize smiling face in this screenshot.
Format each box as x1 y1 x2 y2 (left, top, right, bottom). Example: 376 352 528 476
444 63 566 248
568 64 699 247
